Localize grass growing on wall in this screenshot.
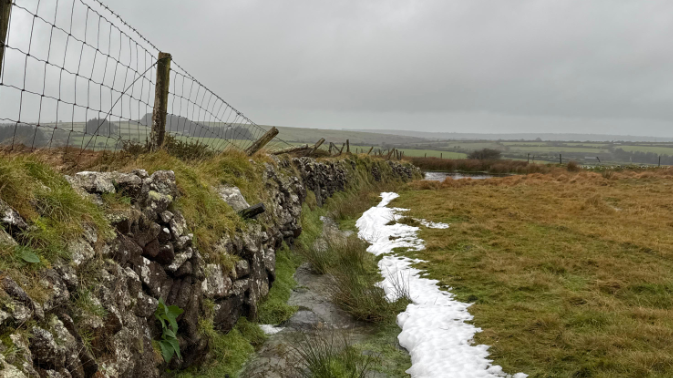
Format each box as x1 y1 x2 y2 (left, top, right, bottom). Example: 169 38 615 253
0 156 112 274
257 244 301 325
178 317 266 378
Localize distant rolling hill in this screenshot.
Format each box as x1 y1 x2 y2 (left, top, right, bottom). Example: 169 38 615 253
354 129 673 143
260 125 426 145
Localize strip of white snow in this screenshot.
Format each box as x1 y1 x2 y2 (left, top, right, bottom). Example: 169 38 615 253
259 324 284 335
356 192 526 378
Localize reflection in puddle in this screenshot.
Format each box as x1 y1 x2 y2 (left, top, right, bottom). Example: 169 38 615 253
423 171 494 181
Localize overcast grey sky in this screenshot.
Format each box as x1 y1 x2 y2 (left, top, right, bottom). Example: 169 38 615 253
3 0 673 137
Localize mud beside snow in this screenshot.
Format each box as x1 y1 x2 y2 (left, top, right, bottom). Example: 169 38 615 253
356 192 527 378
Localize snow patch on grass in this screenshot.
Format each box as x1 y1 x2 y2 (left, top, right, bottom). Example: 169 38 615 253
356 192 526 378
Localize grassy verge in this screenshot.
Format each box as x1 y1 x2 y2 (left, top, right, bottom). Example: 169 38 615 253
393 169 673 377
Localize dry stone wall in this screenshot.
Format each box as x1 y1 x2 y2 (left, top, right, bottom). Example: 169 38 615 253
0 157 419 378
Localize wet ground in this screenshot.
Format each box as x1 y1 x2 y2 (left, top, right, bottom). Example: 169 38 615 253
241 217 393 378
423 171 495 181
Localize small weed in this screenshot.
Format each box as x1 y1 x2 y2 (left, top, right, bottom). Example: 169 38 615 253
155 298 184 362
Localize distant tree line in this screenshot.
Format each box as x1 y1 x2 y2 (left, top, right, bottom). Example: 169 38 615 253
85 118 118 137
0 124 48 147
139 113 255 140
468 148 502 160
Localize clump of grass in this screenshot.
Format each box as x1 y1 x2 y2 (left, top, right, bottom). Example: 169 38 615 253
299 232 409 323
291 332 374 378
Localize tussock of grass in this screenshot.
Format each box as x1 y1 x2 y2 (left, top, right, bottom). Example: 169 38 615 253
395 169 673 377
291 332 374 378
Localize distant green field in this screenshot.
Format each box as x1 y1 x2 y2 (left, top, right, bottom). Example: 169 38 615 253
442 142 501 151
397 149 467 159
617 145 673 155
500 142 548 146
507 146 610 153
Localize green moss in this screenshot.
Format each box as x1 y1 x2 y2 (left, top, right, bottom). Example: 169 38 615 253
257 244 301 324
177 318 266 378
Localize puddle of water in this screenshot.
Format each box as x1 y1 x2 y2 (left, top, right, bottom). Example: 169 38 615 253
424 172 494 181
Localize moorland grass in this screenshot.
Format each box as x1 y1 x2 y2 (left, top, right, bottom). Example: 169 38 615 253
393 168 673 377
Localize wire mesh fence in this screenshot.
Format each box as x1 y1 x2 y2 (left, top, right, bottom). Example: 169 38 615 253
0 0 290 159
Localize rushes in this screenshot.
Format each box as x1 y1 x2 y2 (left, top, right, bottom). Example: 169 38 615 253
298 233 411 323
291 331 375 378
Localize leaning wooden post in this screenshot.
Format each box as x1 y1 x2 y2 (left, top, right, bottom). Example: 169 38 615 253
386 149 395 160
0 0 11 76
245 127 279 156
338 143 345 155
306 138 325 156
271 144 308 155
149 52 172 151
367 146 374 155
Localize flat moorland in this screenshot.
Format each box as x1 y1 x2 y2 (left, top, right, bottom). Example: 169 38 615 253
393 169 673 378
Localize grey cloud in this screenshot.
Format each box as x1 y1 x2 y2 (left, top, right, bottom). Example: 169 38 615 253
3 0 673 136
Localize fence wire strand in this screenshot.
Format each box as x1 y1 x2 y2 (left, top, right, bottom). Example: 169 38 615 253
0 0 290 159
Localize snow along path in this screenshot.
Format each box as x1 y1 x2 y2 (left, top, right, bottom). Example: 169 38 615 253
355 192 526 378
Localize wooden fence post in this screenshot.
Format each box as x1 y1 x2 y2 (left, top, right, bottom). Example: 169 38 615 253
559 154 562 164
306 138 325 156
0 0 13 77
245 127 279 156
150 52 172 151
346 139 350 153
367 146 374 155
339 143 345 155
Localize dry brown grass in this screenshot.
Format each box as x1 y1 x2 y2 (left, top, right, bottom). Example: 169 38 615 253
394 169 673 377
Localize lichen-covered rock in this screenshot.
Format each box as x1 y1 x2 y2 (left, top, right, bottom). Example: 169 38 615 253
0 227 17 247
39 270 70 312
0 199 28 230
202 264 232 299
68 238 95 267
216 185 250 212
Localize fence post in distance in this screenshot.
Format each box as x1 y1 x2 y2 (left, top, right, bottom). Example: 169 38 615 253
150 52 172 151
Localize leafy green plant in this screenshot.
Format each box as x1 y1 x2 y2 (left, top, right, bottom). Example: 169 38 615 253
16 246 40 264
155 297 184 362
